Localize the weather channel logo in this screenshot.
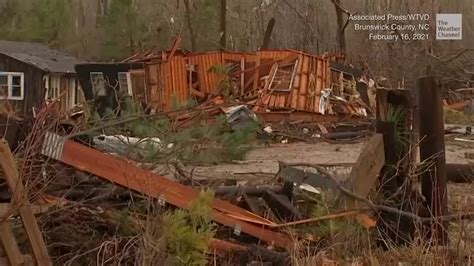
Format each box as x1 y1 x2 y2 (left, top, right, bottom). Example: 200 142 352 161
436 14 462 40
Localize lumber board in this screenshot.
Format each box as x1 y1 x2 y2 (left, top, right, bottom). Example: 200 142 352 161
0 140 52 266
41 134 292 248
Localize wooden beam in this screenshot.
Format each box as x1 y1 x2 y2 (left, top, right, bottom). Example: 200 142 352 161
167 36 182 62
0 140 52 266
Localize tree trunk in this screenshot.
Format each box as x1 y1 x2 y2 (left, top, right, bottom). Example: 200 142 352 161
219 0 226 50
332 0 346 53
261 17 275 49
183 0 196 51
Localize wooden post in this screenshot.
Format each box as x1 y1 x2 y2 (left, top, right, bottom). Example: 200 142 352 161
417 76 449 244
375 88 417 246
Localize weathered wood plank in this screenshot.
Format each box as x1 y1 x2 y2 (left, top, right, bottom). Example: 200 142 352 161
344 134 385 208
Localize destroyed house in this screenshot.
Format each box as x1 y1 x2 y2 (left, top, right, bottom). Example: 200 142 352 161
135 49 368 116
0 40 87 117
75 62 146 115
77 49 369 118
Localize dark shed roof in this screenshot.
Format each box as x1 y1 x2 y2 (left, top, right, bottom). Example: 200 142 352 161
0 40 87 74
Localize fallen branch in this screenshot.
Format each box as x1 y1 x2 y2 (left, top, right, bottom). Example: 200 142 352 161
67 105 208 138
274 210 360 227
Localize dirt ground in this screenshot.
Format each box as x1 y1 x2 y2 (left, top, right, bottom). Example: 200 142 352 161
189 136 474 180
188 141 364 180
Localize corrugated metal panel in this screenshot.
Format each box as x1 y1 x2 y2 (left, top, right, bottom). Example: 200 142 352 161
43 135 292 248
187 52 223 94
173 56 187 106
164 58 173 111
257 50 294 60
298 55 309 109
222 52 249 61
146 56 187 112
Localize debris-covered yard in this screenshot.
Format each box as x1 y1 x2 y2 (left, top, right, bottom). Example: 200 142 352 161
0 1 473 264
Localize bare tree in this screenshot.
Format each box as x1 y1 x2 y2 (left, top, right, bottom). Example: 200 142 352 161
331 0 352 54
261 17 275 49
219 0 226 50
183 0 196 51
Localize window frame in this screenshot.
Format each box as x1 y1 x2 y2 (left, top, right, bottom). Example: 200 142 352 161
0 72 25 100
117 72 133 96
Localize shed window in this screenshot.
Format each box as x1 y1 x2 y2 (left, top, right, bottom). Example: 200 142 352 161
0 72 24 100
45 75 61 100
118 72 132 96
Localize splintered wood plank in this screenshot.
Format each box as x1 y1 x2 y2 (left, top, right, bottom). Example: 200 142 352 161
344 134 385 208
0 141 52 266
